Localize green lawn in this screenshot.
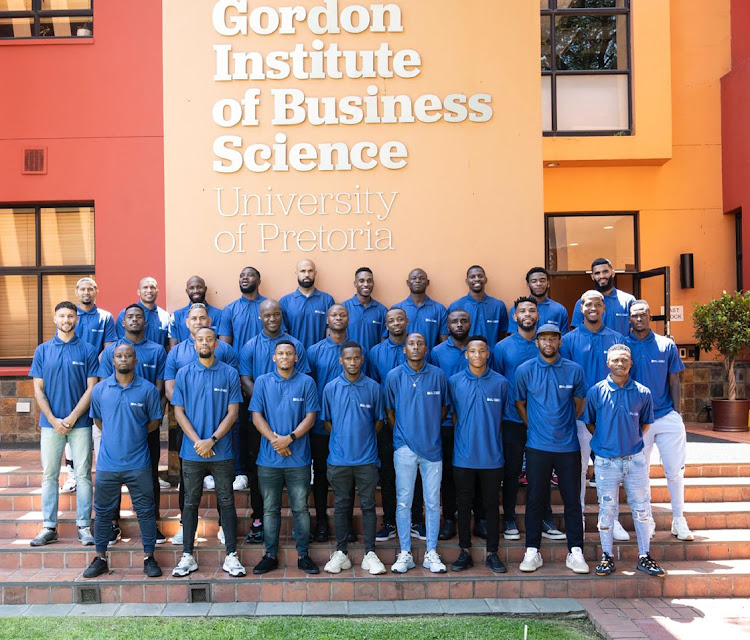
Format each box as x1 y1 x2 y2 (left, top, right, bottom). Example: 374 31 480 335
0 616 600 640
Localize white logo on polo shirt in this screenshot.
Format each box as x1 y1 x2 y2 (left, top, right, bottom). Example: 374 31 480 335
359 403 372 409
558 384 573 389
424 318 437 323
91 329 103 333
487 320 499 324
486 397 502 402
314 310 326 315
425 391 441 396
71 361 85 366
143 363 156 368
214 387 228 393
629 411 639 416
292 397 304 401
650 359 665 363
371 320 380 324
130 402 144 407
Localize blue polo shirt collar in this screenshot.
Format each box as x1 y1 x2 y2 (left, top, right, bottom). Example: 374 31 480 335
605 374 636 392
106 373 143 390
339 372 367 387
537 354 562 368
387 337 405 348
53 334 80 346
444 337 465 351
402 361 428 375
577 323 607 337
193 358 222 373
272 369 300 383
78 305 98 316
464 367 493 381
630 330 656 344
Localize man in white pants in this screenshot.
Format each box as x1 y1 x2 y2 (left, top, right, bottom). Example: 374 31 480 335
625 300 693 541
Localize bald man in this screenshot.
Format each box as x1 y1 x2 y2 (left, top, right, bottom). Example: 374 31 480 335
169 276 224 347
280 260 335 349
116 276 171 349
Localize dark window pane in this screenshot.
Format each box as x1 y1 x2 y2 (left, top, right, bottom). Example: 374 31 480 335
40 206 94 266
0 0 32 9
41 0 91 8
540 0 550 8
0 275 38 360
547 215 635 272
541 16 551 71
556 0 621 8
0 208 36 267
0 16 32 38
555 14 625 70
39 15 92 37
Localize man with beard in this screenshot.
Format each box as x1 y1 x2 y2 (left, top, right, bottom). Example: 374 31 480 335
171 328 246 578
515 324 589 575
280 259 335 349
83 343 163 579
571 258 635 335
449 265 508 345
116 277 171 349
30 302 98 547
368 308 425 543
508 267 569 334
342 267 387 354
494 297 564 543
393 268 448 349
169 276 223 346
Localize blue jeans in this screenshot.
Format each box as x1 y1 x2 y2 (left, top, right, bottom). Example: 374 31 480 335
40 427 92 528
258 465 311 558
394 445 442 552
595 452 651 555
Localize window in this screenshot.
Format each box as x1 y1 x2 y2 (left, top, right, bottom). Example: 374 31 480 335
541 0 631 135
0 204 94 365
0 0 92 40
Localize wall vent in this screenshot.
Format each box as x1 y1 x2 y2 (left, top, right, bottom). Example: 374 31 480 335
189 584 211 603
23 147 47 174
75 585 101 604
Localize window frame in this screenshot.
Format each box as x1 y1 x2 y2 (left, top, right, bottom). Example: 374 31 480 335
0 0 93 40
541 0 632 137
0 202 95 366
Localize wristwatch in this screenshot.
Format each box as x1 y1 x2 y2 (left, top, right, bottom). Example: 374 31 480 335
211 435 218 444
289 432 297 442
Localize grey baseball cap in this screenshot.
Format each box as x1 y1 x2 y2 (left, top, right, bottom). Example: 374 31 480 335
536 322 562 336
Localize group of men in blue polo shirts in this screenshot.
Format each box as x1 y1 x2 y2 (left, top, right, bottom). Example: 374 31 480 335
29 256 692 582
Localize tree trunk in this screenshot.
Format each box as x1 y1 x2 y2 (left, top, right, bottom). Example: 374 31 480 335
726 357 737 401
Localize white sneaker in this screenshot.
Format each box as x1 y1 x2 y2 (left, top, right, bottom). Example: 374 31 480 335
648 516 656 539
158 478 171 489
171 526 184 545
391 550 415 574
203 475 215 490
324 550 352 574
671 516 694 541
613 520 630 541
361 551 387 575
218 526 225 545
172 552 198 577
222 551 246 577
422 549 446 574
519 547 543 572
233 475 249 490
566 546 590 574
61 474 77 493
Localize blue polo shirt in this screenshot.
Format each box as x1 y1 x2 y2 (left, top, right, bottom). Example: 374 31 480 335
515 355 586 453
321 373 383 467
75 305 117 354
493 332 540 423
625 331 684 418
571 288 635 335
560 324 624 391
165 337 239 380
342 295 387 354
367 338 406 386
218 295 267 347
116 302 171 348
30 335 99 429
169 302 224 343
448 294 508 345
249 370 320 468
308 337 349 435
97 337 167 385
583 375 654 458
171 359 242 462
392 295 448 349
449 368 508 469
239 331 309 381
508 297 570 335
279 288 335 349
385 362 447 462
90 375 162 472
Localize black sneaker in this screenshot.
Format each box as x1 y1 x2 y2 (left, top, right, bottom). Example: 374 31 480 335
108 524 121 547
347 530 358 543
298 554 320 575
252 554 278 575
637 554 666 577
375 523 396 542
245 519 264 544
143 555 162 577
485 553 507 574
83 556 109 579
155 529 166 545
596 552 616 576
438 519 456 541
410 523 427 540
450 549 473 572
314 521 328 543
473 519 488 540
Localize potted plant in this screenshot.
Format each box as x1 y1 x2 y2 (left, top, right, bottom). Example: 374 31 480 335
693 291 750 431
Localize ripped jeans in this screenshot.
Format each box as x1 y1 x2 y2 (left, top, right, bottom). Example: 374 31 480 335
394 446 442 553
594 452 651 556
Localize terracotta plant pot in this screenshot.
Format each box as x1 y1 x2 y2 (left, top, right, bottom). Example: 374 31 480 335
711 398 750 432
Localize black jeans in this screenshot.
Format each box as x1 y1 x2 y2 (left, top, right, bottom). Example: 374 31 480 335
182 458 237 555
378 422 423 525
327 463 379 553
310 433 331 524
243 404 264 520
525 447 583 551
454 466 503 553
441 425 484 521
111 428 161 524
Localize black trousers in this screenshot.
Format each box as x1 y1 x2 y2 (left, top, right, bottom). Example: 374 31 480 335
327 464 378 554
454 466 503 553
378 422 423 525
524 447 583 551
177 429 223 525
242 405 264 520
441 425 484 521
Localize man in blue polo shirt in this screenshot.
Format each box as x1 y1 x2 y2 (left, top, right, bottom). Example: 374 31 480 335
30 301 99 547
280 259 335 349
571 258 635 335
449 265 508 344
625 300 693 541
584 344 666 578
342 267 387 355
218 266 267 348
171 328 246 578
169 276 223 347
448 335 509 574
393 268 448 349
386 333 449 574
508 267 569 334
83 343 163 579
321 340 387 575
116 276 171 348
515 323 589 575
250 340 321 576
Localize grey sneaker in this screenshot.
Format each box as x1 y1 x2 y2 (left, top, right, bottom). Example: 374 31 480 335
78 526 95 546
30 528 58 547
